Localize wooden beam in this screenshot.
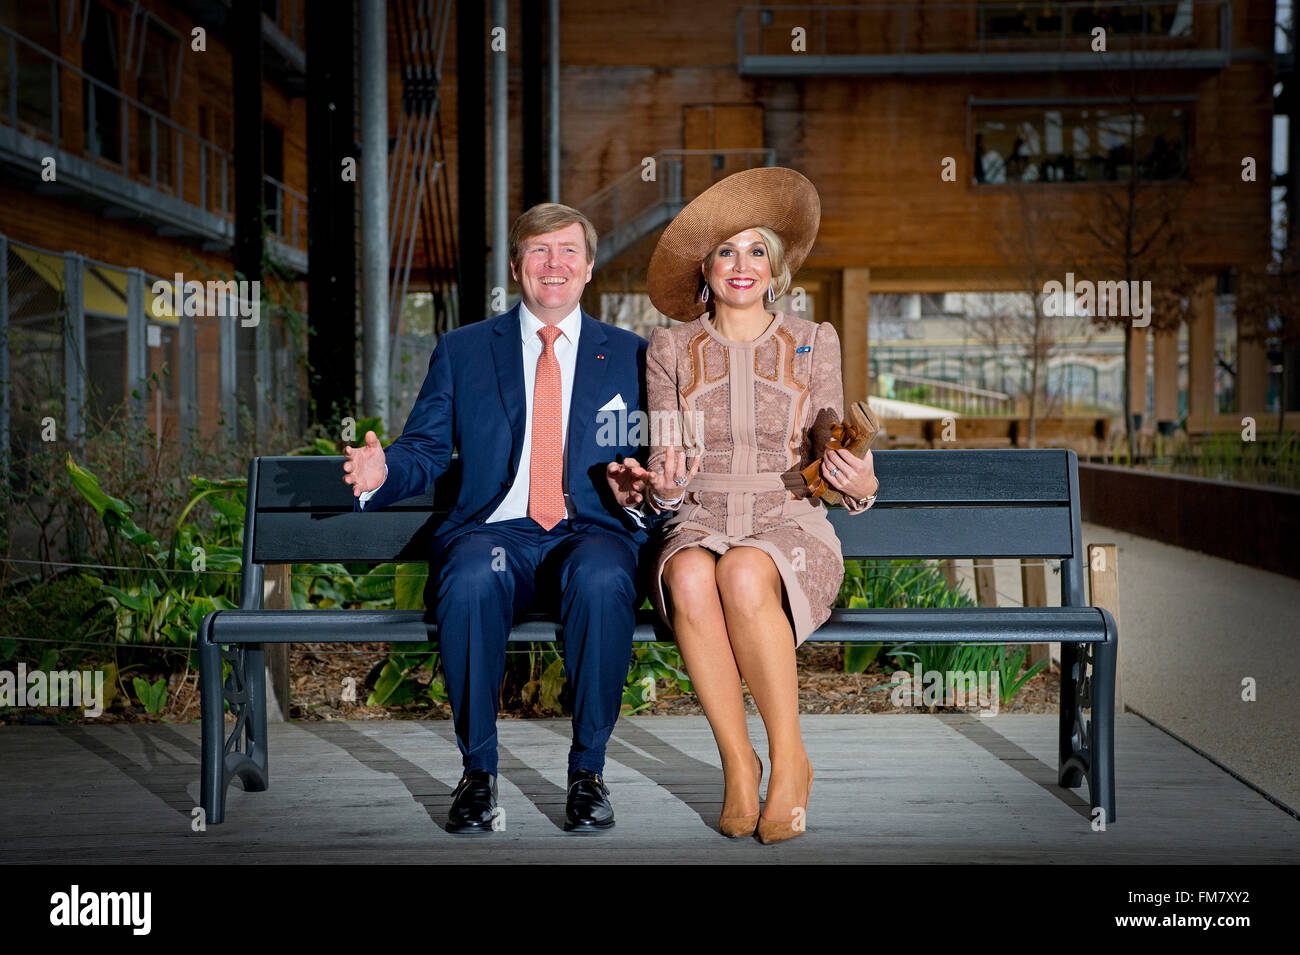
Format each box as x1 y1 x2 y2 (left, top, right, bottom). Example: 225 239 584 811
972 559 998 608
263 563 292 722
1237 327 1269 415
1187 278 1216 429
1153 327 1179 425
1128 324 1149 424
1019 558 1050 668
840 267 870 404
938 558 958 589
1086 544 1124 715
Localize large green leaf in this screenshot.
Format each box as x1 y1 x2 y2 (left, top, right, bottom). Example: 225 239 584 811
366 660 406 706
394 562 428 611
65 455 133 519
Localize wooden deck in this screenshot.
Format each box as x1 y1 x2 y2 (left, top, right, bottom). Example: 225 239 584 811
1 714 1295 863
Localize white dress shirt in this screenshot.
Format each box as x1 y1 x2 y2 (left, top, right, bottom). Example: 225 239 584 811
359 302 648 528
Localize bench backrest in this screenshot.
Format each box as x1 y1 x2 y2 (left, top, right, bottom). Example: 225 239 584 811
239 448 1086 606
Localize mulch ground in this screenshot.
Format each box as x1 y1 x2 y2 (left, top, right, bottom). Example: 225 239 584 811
1 642 1059 725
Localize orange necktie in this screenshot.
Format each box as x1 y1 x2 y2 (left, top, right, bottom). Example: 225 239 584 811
528 325 565 530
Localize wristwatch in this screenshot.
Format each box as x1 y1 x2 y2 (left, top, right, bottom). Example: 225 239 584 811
844 478 880 509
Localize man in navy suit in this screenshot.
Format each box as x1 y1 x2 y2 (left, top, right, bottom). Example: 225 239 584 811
343 204 675 833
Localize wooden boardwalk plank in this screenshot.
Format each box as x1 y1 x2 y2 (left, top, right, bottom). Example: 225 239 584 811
0 715 1295 863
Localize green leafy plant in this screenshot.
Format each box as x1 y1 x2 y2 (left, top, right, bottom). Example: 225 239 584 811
623 642 693 714
837 559 977 673
65 455 243 648
132 676 168 715
995 644 1050 705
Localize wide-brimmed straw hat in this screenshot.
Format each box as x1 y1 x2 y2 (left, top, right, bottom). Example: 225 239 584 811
646 166 821 323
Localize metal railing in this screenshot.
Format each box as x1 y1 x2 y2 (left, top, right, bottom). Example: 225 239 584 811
0 25 306 253
263 175 307 250
737 1 1230 68
881 372 1013 415
580 149 776 265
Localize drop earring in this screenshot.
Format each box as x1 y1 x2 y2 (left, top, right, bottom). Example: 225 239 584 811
700 284 710 303
767 284 776 303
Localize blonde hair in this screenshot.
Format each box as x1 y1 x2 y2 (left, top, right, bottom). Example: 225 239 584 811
698 226 792 302
509 203 598 271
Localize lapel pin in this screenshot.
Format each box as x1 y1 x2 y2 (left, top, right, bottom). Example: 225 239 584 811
596 354 605 359
796 345 811 354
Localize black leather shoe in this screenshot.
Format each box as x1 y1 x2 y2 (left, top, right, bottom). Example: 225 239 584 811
564 770 615 832
447 771 498 833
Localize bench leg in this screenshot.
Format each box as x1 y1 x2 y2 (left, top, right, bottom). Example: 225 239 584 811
199 616 270 826
1090 636 1117 824
199 614 227 824
1058 636 1118 824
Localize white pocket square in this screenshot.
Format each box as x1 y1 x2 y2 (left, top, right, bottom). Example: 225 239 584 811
597 394 626 412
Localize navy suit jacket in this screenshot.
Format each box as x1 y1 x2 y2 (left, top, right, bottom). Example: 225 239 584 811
355 303 662 558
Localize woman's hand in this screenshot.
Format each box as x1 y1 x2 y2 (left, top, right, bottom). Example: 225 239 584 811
642 448 702 510
823 447 878 502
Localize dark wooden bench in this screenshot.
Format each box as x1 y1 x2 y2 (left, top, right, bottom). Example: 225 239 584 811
199 448 1117 825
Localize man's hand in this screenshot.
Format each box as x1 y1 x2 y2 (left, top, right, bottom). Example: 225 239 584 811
606 456 652 508
343 430 387 498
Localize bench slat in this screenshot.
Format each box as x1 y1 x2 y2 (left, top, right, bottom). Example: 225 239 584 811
828 505 1074 558
207 605 1109 645
252 511 445 563
251 503 1075 564
252 449 1070 511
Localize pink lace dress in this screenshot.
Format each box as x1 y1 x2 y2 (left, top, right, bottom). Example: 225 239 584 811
645 310 870 646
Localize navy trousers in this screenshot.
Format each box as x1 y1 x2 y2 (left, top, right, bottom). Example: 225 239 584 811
429 517 638 776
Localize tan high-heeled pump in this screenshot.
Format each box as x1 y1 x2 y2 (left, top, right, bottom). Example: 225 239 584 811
755 758 814 845
719 748 764 838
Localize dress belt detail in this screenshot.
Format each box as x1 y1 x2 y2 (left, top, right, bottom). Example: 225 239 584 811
685 471 811 497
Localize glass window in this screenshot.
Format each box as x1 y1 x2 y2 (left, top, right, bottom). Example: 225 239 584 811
136 18 178 188
974 104 1190 184
81 0 121 164
84 314 127 427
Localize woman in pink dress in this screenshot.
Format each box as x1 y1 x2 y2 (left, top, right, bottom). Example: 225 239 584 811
608 168 879 843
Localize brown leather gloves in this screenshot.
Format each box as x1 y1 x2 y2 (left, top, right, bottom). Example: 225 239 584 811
801 400 880 506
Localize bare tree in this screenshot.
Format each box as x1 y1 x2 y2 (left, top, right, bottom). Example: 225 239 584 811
967 190 1095 446
1081 161 1199 457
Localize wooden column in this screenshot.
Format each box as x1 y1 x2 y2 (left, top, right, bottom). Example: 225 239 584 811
1127 325 1148 428
972 560 998 607
1019 559 1050 668
1236 326 1269 415
1087 544 1124 715
1153 327 1179 427
263 564 292 722
840 268 871 404
1186 278 1217 430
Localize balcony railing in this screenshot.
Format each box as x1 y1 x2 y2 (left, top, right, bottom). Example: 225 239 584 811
263 174 307 251
0 25 306 259
580 149 776 267
737 1 1232 75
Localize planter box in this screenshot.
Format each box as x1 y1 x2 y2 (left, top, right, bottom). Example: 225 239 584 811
1078 463 1300 579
